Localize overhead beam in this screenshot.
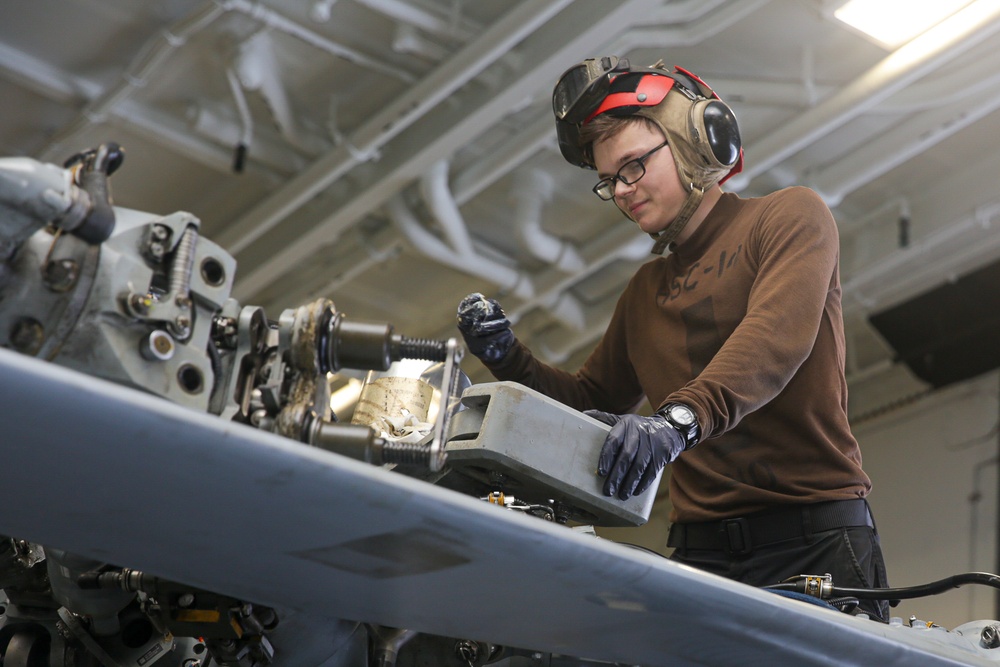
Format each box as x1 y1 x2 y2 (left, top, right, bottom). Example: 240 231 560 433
217 0 577 255
231 0 664 301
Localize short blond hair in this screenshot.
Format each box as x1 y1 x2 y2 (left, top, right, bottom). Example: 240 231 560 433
578 114 660 166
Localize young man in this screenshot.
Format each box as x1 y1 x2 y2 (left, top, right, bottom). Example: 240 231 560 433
457 57 889 621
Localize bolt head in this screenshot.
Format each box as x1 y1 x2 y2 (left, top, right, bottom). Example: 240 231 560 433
43 259 79 292
10 318 44 355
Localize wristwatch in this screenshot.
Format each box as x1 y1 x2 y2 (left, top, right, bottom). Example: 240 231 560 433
659 402 700 449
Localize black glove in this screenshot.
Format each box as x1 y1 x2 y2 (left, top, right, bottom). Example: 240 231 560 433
456 292 515 364
585 410 686 500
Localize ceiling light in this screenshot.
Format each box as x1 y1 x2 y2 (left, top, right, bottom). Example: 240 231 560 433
832 0 975 47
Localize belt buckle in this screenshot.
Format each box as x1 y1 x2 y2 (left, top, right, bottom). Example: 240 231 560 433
720 518 752 556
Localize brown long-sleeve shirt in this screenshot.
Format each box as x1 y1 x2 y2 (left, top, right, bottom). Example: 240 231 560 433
485 187 870 523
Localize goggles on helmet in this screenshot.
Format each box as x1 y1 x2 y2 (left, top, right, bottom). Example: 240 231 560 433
552 56 630 124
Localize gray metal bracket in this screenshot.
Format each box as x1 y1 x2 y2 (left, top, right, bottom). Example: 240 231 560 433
444 381 660 527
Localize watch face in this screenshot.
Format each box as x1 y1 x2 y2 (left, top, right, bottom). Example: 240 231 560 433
669 405 695 426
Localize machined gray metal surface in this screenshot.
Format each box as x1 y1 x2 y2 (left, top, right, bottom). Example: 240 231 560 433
0 205 236 410
445 381 658 527
2 348 999 666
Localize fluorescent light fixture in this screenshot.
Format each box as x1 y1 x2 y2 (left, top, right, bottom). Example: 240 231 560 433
833 0 974 47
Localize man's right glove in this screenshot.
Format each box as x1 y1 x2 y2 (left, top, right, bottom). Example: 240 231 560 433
585 411 686 500
456 292 515 364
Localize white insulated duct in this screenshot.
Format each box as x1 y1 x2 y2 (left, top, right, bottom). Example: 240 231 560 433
229 0 666 300
386 192 534 301
219 0 575 254
511 169 585 273
419 160 477 259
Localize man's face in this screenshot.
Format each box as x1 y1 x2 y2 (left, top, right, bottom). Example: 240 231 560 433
592 122 684 237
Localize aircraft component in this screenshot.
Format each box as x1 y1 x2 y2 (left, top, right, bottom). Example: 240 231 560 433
442 381 659 527
0 147 465 667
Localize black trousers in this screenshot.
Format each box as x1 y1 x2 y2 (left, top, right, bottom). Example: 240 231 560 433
668 501 891 622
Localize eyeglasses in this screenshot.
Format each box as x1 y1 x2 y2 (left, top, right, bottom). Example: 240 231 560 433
592 140 669 201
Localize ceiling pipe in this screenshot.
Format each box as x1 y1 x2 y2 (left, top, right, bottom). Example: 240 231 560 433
810 66 1000 206
452 116 555 203
611 0 772 51
836 196 908 238
0 41 100 105
221 0 413 83
648 0 732 23
507 232 652 326
418 159 539 300
392 23 448 60
537 317 612 365
0 34 295 175
307 239 405 301
225 68 253 171
419 160 613 332
37 0 406 165
227 0 675 300
235 30 320 154
543 292 587 333
442 0 768 220
40 1 227 161
420 160 477 258
578 58 996 115
179 100 300 174
308 0 338 23
219 0 575 254
422 227 653 353
353 0 479 42
870 58 1000 113
815 93 1000 207
701 78 835 108
725 0 1000 191
842 199 1000 317
386 194 534 300
511 169 585 273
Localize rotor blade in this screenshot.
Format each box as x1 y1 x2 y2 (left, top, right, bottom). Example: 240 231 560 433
0 348 984 667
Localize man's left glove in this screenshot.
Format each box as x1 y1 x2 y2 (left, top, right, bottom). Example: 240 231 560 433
585 411 686 500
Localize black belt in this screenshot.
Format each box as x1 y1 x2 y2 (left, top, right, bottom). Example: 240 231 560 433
667 498 873 557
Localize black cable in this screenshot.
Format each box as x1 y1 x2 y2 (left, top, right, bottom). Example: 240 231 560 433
767 572 1000 601
826 597 860 615
995 371 1000 617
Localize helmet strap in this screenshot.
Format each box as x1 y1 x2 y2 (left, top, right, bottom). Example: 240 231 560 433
649 185 704 255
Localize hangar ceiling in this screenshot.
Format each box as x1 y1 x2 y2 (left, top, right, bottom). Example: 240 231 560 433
3 0 1000 417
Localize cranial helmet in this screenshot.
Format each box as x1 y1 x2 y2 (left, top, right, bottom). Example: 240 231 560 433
552 56 743 252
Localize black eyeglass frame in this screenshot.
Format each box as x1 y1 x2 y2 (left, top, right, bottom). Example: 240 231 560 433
592 140 670 201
